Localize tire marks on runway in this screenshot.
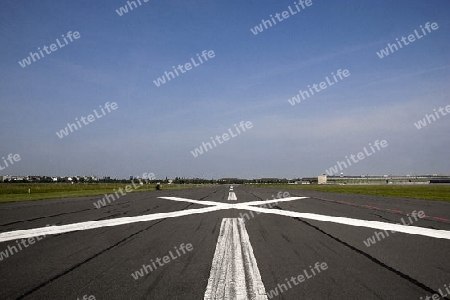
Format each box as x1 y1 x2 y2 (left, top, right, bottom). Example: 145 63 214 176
16 218 168 299
0 208 91 227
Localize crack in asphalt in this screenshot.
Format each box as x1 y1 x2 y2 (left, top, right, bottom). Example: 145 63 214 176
271 204 449 299
16 201 198 299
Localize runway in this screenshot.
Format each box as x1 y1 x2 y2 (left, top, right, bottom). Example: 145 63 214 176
0 185 449 299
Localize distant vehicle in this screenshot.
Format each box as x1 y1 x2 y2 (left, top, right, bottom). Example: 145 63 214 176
156 182 162 190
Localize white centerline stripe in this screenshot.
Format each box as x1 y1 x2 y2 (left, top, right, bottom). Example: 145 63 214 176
228 192 237 201
204 218 267 300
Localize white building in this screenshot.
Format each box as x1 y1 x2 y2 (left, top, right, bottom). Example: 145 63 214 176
318 174 327 184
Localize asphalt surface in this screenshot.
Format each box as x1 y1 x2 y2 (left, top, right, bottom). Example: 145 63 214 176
0 185 449 299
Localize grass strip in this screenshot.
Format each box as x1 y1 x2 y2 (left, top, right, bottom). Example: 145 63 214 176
247 184 450 202
0 183 209 203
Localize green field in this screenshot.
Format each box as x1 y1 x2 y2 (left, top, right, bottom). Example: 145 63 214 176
249 184 450 202
0 183 207 204
1 183 448 204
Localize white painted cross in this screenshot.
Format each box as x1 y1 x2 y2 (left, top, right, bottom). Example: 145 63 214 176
1 194 450 246
1 191 450 299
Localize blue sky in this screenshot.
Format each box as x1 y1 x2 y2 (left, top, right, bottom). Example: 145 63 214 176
1 0 449 179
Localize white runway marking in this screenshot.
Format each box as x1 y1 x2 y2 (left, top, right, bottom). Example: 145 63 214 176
204 218 267 300
239 205 450 240
228 192 237 201
159 196 226 207
1 194 450 242
238 196 308 206
0 205 224 243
